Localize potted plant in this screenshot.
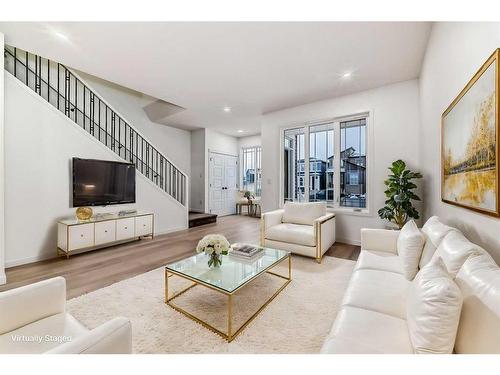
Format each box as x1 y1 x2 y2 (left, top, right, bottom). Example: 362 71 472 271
378 160 422 229
196 234 231 267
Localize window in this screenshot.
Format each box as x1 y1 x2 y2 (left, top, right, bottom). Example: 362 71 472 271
282 115 368 210
283 127 306 202
309 122 334 204
242 146 262 197
340 118 366 208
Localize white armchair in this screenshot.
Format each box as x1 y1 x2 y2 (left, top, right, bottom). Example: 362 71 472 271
0 277 132 354
261 202 336 263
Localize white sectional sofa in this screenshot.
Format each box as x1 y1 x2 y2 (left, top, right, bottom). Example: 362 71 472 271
321 216 500 354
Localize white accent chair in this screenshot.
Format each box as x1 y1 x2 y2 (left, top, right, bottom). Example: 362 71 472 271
261 202 336 263
321 216 500 354
0 277 132 354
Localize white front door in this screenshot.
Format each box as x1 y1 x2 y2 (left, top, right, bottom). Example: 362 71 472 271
224 156 238 215
209 152 238 216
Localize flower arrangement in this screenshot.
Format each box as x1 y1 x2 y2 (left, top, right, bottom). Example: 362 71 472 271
243 190 254 203
196 234 231 267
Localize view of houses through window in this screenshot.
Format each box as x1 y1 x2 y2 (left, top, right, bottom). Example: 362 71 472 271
242 146 262 197
340 118 366 208
283 116 367 209
283 127 306 202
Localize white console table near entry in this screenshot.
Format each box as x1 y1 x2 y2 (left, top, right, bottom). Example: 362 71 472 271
57 211 154 258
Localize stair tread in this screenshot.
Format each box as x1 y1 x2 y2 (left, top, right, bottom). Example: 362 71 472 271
188 212 218 228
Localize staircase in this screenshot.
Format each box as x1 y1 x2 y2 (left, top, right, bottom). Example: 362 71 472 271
188 211 218 228
3 45 187 206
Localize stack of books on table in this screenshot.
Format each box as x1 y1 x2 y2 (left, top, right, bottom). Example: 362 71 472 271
229 244 264 261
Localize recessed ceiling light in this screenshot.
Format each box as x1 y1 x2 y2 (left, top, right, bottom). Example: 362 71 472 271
342 72 352 78
237 130 244 133
54 31 69 41
223 106 231 113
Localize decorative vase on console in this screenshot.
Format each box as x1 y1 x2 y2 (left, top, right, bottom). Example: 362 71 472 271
196 234 231 268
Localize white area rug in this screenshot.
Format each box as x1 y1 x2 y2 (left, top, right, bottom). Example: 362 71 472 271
67 255 355 353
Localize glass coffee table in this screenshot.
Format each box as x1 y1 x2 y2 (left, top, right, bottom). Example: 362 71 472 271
165 246 291 342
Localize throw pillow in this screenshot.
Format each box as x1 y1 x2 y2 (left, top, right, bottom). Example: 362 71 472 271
407 257 463 354
397 220 425 280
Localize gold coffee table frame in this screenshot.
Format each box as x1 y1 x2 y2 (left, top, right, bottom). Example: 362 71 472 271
164 254 291 342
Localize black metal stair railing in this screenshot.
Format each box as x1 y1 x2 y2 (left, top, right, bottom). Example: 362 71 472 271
4 45 187 206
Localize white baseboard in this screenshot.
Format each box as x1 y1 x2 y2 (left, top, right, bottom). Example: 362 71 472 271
0 273 6 285
154 225 188 236
5 253 54 268
336 237 361 247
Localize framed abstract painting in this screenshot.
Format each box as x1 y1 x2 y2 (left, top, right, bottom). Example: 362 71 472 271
441 49 500 216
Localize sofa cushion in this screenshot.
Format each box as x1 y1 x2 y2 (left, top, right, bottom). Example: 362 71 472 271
432 230 484 277
355 249 403 275
264 239 317 258
407 257 463 354
420 216 456 269
320 306 413 354
0 313 89 354
282 201 326 226
455 251 500 354
397 220 425 280
342 269 410 319
265 223 316 247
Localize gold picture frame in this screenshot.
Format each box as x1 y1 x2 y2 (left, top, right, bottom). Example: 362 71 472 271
441 49 500 217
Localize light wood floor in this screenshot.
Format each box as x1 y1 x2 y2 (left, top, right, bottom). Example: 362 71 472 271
0 215 360 299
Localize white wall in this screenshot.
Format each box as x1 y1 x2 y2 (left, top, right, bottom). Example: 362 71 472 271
419 22 500 264
75 71 191 177
238 134 261 149
4 73 187 267
206 128 239 156
261 79 421 245
190 129 206 212
0 33 5 284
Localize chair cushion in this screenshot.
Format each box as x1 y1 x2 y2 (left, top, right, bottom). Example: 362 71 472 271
0 313 89 354
341 269 410 319
455 251 500 353
432 230 484 277
282 201 326 226
407 257 463 354
320 306 413 354
420 216 456 269
266 223 316 247
397 220 425 280
355 249 403 275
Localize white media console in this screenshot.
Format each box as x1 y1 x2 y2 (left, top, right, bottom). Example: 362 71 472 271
57 211 154 258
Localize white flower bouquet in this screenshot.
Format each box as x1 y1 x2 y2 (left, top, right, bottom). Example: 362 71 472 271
196 234 231 267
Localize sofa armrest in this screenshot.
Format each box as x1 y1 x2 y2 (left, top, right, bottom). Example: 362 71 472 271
262 209 284 230
46 317 132 354
315 214 336 259
360 228 400 254
260 209 284 245
0 277 66 335
314 213 335 225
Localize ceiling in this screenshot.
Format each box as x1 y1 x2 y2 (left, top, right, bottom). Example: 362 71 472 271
0 22 432 137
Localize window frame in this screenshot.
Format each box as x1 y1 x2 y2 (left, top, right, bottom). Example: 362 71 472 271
279 111 373 216
240 145 262 197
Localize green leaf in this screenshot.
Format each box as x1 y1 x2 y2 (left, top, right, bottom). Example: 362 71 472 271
380 160 422 226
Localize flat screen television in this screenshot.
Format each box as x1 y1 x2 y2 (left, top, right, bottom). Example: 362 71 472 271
72 158 136 207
